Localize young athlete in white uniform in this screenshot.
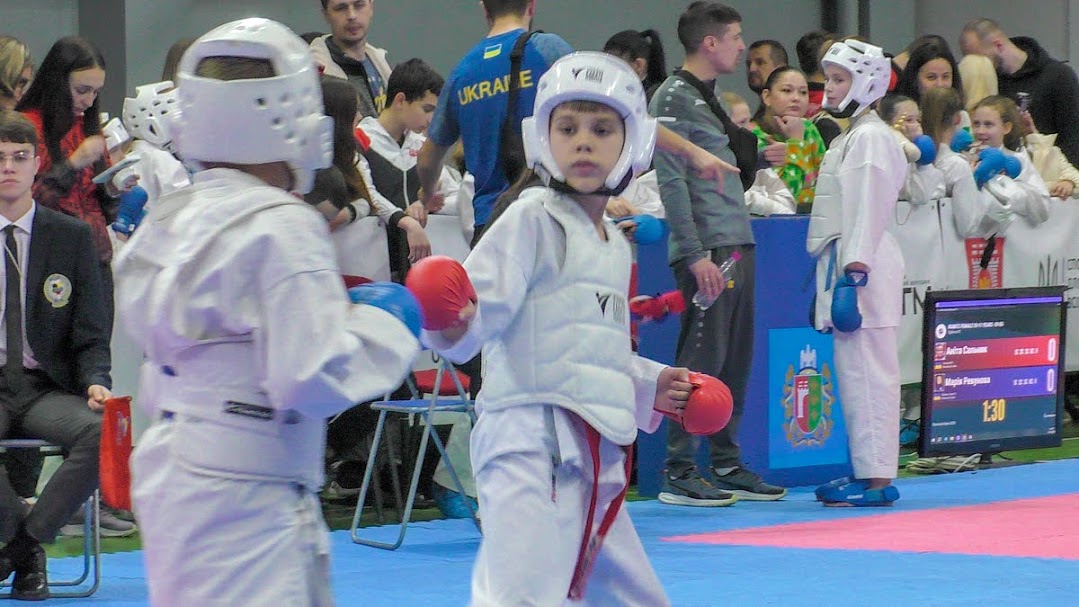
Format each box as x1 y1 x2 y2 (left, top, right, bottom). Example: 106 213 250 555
119 80 190 210
807 40 907 507
414 52 730 606
113 19 421 606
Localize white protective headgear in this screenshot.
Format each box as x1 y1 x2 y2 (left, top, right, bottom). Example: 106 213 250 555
522 51 657 196
174 18 332 194
122 81 179 152
820 39 891 118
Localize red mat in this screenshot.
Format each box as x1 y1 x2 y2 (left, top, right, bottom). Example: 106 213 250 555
665 494 1079 559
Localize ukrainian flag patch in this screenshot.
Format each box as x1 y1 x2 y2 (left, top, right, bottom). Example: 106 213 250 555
483 44 503 59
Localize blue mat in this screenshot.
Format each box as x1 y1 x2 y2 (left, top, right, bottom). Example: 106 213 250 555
25 459 1079 606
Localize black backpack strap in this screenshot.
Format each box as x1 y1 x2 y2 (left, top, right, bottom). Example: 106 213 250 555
673 69 759 191
504 29 540 132
498 30 543 184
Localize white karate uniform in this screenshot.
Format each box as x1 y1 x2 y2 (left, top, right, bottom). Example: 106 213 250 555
129 139 190 213
808 110 906 479
114 168 420 606
424 187 670 606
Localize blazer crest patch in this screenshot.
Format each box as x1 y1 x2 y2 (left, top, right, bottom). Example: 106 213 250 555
44 273 72 308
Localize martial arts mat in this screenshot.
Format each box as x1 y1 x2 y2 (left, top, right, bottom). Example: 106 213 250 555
37 458 1079 606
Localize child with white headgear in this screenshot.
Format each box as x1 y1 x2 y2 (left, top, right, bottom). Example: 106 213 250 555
411 51 734 605
113 18 421 605
104 82 192 238
807 40 908 507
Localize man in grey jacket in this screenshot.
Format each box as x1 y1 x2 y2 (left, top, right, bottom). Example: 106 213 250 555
312 0 393 119
651 1 786 507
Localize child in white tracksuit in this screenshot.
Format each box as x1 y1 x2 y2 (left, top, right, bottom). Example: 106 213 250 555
808 41 907 506
423 52 691 606
114 20 420 606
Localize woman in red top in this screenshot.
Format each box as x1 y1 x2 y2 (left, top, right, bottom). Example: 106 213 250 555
16 36 134 331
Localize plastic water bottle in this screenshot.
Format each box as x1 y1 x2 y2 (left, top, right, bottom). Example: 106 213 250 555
692 251 742 311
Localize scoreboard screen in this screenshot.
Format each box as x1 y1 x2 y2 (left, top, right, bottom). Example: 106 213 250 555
919 287 1066 457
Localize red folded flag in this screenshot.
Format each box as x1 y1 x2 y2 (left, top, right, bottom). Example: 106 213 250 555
100 396 133 511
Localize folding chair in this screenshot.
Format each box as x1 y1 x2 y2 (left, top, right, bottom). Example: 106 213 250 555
350 358 481 550
0 439 100 598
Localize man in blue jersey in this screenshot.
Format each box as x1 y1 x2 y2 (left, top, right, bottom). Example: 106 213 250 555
417 0 736 244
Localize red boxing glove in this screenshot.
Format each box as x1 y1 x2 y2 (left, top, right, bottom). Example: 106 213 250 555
658 290 685 315
630 290 685 322
681 372 734 435
405 255 477 330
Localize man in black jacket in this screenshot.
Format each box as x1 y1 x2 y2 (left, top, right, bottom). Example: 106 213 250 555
961 18 1079 166
0 110 110 600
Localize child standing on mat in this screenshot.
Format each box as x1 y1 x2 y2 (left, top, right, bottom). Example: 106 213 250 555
807 40 907 507
411 52 731 605
114 19 421 605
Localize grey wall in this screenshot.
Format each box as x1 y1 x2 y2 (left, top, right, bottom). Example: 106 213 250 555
2 0 1075 118
915 0 1072 61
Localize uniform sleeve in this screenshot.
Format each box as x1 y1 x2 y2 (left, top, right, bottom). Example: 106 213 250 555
943 155 1013 238
357 154 405 227
621 170 665 218
987 153 1050 226
259 209 420 419
901 163 944 206
744 168 797 216
629 355 666 433
651 92 707 265
837 128 905 271
422 203 540 363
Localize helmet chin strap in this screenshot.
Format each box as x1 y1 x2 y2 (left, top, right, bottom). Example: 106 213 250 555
825 100 869 120
541 167 634 198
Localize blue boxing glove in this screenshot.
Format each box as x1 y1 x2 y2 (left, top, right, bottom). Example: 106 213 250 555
611 214 667 245
950 129 974 153
973 148 1007 189
111 186 149 235
1002 155 1022 179
912 135 937 166
831 270 867 333
348 282 423 338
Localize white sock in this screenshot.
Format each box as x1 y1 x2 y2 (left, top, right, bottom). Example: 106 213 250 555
715 466 737 476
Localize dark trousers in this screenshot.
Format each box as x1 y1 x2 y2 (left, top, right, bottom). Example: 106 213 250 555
665 245 756 475
0 371 101 544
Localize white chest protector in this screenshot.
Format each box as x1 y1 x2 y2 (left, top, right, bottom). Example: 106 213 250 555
807 118 871 257
116 171 329 488
479 193 640 446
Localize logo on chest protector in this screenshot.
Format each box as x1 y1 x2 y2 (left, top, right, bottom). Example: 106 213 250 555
595 291 628 325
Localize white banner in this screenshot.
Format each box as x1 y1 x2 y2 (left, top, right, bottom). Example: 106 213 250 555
890 197 1079 383
889 200 948 383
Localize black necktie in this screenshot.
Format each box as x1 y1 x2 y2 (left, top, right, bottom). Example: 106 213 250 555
4 225 23 391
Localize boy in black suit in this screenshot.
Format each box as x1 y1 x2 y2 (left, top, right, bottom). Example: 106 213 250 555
0 109 111 601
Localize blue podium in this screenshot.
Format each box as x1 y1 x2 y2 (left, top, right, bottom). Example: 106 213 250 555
635 216 853 496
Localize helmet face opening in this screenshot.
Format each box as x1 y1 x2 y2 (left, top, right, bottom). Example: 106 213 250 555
521 51 657 197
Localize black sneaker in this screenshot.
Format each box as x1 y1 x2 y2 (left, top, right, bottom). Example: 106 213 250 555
658 469 738 507
712 467 787 501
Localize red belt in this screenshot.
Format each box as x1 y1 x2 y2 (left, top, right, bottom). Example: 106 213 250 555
567 423 633 600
